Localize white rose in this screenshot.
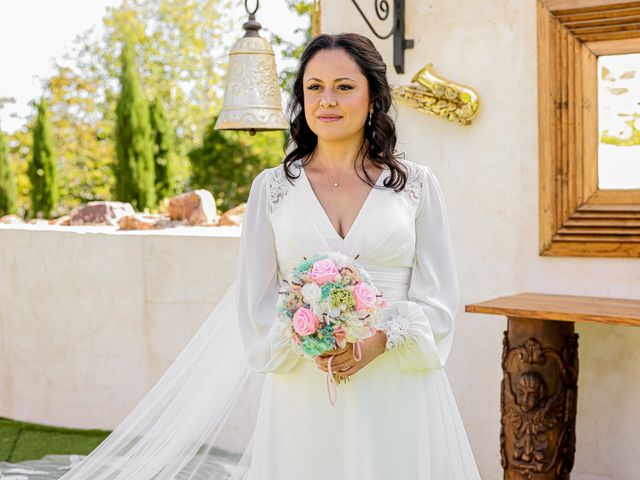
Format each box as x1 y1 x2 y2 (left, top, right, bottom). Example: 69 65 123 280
301 283 322 304
331 252 350 269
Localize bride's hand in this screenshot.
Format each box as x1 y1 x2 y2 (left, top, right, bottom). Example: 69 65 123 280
314 331 387 378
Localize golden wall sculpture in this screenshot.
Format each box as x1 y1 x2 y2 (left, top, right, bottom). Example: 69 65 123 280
391 64 480 126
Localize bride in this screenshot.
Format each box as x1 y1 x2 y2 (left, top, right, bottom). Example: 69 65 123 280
0 33 481 479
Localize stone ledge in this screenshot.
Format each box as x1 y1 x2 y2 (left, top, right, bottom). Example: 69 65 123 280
0 223 241 237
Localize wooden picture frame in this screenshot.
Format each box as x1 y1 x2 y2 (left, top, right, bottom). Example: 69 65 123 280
538 0 640 257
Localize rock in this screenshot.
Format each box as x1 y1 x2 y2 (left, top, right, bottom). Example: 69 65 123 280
118 213 170 230
217 203 246 227
28 219 50 225
0 214 25 224
168 190 219 226
69 201 135 226
50 215 71 226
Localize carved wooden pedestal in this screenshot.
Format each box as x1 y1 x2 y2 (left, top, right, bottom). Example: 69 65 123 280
501 318 578 479
466 293 640 480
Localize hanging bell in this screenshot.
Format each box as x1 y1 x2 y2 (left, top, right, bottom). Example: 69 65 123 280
215 4 288 135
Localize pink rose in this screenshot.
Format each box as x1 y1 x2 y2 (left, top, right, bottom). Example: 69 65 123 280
310 259 339 285
353 282 376 310
292 307 319 336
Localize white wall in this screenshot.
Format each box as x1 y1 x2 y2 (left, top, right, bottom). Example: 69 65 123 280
0 224 240 430
322 1 640 479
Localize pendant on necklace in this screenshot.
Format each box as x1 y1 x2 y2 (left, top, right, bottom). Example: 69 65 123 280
333 182 339 187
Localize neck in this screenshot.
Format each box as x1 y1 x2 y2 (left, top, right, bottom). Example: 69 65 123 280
312 136 367 170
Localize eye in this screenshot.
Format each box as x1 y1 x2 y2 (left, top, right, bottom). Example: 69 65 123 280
306 84 321 91
338 85 354 91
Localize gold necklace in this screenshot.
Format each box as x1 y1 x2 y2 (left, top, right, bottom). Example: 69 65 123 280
317 161 356 187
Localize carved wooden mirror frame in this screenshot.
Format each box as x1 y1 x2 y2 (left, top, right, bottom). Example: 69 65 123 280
538 0 640 257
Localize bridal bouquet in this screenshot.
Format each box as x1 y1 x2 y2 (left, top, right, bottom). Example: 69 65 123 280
276 251 386 404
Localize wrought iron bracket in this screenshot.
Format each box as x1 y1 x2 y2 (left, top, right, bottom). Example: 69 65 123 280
350 0 414 74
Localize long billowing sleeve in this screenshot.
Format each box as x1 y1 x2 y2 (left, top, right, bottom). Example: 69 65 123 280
236 169 303 374
377 166 460 372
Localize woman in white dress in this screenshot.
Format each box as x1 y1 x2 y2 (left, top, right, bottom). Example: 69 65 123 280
238 32 480 479
0 33 480 480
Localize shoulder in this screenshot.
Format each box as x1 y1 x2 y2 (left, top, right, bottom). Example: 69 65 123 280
249 163 288 192
251 162 297 216
395 157 435 182
394 158 445 216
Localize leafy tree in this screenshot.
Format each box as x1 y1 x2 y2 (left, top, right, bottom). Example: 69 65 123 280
115 41 156 210
28 98 59 218
47 65 115 214
149 98 180 200
189 117 285 212
269 1 314 92
0 128 18 216
6 126 32 216
73 0 234 156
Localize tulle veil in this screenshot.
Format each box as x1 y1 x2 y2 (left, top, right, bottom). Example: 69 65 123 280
0 279 265 480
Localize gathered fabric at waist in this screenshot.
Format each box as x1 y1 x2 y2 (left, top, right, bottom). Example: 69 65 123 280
358 264 411 304
277 264 412 304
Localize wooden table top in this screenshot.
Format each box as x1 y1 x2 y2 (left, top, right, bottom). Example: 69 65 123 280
465 292 640 327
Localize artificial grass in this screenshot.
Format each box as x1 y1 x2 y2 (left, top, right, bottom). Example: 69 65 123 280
0 417 111 463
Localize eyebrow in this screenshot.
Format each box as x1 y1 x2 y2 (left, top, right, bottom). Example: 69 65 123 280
305 77 356 83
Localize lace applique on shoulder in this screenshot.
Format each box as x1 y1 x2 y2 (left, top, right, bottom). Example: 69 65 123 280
266 165 294 216
401 160 425 215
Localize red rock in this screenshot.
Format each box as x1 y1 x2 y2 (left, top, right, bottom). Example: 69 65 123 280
217 203 246 227
168 190 219 225
118 213 170 230
69 201 135 226
50 215 71 226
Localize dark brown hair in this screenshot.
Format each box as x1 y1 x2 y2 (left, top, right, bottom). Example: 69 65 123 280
282 33 407 191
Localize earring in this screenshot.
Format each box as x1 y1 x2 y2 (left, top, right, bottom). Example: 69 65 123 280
368 109 373 126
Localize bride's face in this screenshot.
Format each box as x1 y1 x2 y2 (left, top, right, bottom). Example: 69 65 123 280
302 48 371 143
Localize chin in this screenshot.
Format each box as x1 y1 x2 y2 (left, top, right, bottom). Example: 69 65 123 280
311 124 361 142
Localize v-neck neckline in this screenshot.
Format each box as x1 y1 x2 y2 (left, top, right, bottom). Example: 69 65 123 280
299 160 389 242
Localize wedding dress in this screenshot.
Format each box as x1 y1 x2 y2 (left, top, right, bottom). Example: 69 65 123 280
0 158 481 479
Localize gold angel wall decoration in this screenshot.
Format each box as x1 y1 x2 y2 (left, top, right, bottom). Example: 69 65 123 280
391 64 480 126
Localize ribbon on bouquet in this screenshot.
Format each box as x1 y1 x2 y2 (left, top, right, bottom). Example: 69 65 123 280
325 341 363 406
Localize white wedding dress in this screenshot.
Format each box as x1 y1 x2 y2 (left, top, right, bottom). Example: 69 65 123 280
0 158 480 480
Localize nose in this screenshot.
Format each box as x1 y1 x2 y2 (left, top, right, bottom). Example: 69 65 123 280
319 92 337 108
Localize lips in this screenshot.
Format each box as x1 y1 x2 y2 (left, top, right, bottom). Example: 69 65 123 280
317 115 342 122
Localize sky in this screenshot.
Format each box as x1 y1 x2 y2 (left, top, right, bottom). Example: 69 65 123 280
0 0 307 133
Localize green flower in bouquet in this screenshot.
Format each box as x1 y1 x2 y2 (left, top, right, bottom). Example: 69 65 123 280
299 324 335 356
321 281 339 300
330 288 356 311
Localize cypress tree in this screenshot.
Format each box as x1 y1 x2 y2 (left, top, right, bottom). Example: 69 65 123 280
115 41 156 210
28 98 58 218
149 98 178 200
0 128 18 216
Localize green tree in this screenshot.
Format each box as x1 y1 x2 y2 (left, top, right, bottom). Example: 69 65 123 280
149 98 180 200
7 126 33 216
73 0 233 156
47 65 115 214
269 1 314 92
189 117 285 212
0 128 18 216
28 98 59 218
115 41 156 210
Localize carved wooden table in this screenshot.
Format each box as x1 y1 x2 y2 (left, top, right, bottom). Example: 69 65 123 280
465 293 640 480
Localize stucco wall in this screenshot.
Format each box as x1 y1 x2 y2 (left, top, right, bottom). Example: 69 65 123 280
321 1 640 479
0 224 240 430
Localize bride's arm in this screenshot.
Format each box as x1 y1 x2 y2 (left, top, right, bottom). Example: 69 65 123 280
377 165 460 371
236 169 303 374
